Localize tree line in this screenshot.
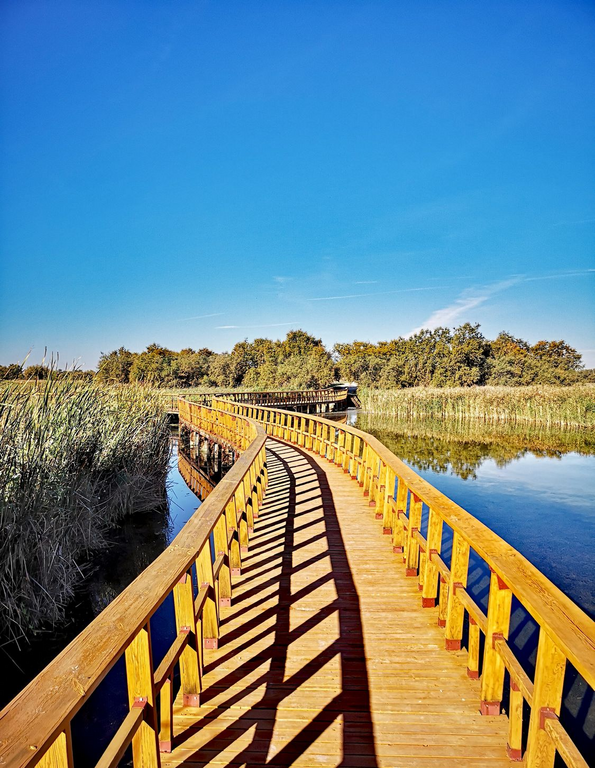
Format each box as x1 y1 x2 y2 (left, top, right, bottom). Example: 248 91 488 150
2 325 591 389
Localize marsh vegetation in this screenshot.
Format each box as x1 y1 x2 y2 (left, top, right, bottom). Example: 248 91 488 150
0 378 170 644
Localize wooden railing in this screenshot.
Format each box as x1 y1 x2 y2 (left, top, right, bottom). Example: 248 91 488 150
0 400 267 768
220 387 349 406
162 388 350 413
214 397 595 768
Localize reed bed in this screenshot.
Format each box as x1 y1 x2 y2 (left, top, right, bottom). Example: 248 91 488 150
0 378 171 644
359 384 595 428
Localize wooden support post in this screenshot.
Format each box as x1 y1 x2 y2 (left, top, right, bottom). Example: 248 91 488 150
214 515 232 607
422 508 442 607
382 466 395 534
445 532 470 650
438 574 448 627
342 432 351 473
125 626 160 768
351 437 360 481
38 729 74 768
467 617 480 679
173 572 201 707
524 630 567 768
159 675 173 752
480 570 512 714
507 680 523 761
362 444 371 495
392 480 407 553
405 494 423 577
197 542 219 650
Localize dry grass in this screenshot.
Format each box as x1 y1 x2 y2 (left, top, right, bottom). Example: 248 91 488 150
358 384 595 428
0 378 171 643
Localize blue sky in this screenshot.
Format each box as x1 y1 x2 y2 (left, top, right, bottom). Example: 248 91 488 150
1 0 594 369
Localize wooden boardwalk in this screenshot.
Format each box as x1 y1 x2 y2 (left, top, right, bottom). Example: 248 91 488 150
166 438 511 768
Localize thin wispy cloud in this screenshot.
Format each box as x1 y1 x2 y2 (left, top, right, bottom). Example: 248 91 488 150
273 276 293 284
407 279 520 336
308 286 442 302
179 312 225 321
353 280 378 285
216 321 299 330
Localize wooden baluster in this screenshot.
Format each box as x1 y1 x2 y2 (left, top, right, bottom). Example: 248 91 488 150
392 479 407 554
351 436 360 481
480 570 512 714
173 571 201 707
38 729 74 768
335 429 345 466
373 460 384 517
382 466 395 534
405 494 423 577
467 618 480 679
438 573 448 627
250 464 260 522
214 515 232 607
197 541 219 649
444 532 470 650
422 508 442 607
125 626 160 768
159 674 173 752
362 444 371 496
243 474 254 536
524 630 566 768
507 680 524 761
342 432 351 473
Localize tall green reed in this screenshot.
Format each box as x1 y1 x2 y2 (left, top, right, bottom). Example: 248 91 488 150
0 378 170 644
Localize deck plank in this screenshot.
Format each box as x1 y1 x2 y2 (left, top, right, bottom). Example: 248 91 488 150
165 438 511 768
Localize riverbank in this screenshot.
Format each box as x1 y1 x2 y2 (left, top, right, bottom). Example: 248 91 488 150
358 383 595 427
0 379 171 644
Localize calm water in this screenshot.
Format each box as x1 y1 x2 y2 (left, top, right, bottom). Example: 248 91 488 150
349 412 595 619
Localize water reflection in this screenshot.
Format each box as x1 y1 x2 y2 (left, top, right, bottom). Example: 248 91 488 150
352 412 595 480
352 410 595 619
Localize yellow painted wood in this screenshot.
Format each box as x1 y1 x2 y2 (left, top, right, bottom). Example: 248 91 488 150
125 627 160 768
525 630 567 768
173 573 201 702
196 543 219 648
37 731 72 768
445 533 470 651
480 571 513 714
422 508 443 607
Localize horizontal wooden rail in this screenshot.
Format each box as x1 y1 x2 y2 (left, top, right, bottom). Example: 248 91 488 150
162 388 350 413
0 400 268 768
214 396 595 768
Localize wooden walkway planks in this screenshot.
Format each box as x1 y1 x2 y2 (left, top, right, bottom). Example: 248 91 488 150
165 438 512 768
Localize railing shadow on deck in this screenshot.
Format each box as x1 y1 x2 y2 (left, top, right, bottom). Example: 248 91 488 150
170 440 379 767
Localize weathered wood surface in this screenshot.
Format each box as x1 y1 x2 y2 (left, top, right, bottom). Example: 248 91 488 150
165 438 511 767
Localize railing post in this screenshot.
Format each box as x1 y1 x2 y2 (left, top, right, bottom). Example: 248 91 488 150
382 466 395 534
405 494 423 576
197 541 219 649
508 680 524 761
38 729 74 768
480 570 512 714
214 515 232 607
125 626 160 768
392 479 407 553
173 571 202 709
422 508 442 607
444 532 470 650
525 630 566 768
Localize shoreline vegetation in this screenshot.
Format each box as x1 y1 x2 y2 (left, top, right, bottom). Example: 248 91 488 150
0 377 170 644
358 384 595 429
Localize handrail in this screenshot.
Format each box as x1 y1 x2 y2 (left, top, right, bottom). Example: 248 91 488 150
0 400 267 768
220 388 348 405
214 397 595 768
